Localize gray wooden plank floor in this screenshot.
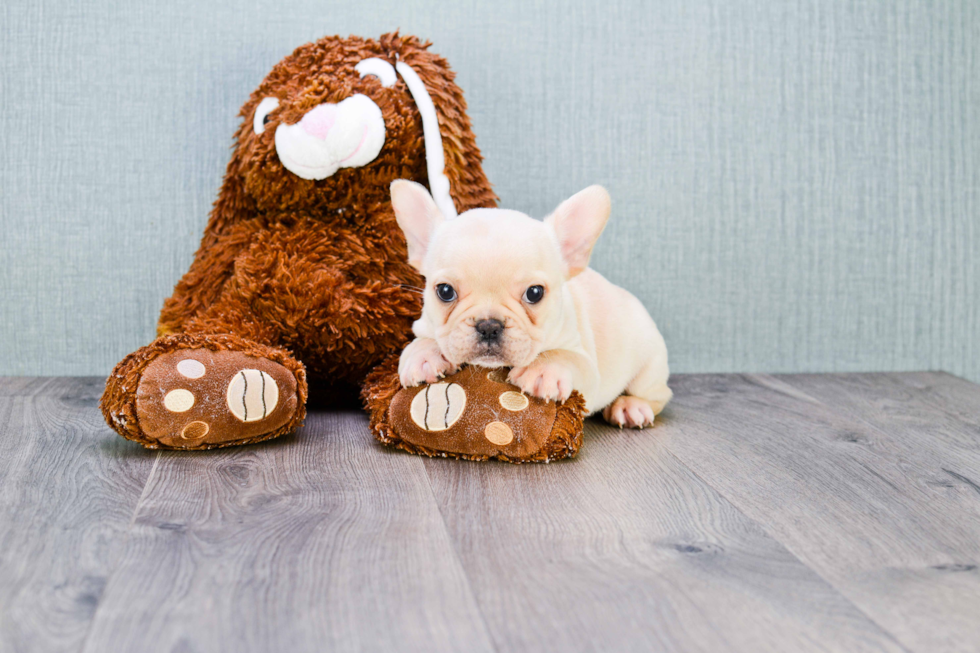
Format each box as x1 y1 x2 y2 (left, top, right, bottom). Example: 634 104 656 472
0 373 977 653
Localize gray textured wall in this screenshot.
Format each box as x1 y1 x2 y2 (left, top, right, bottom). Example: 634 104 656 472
1 0 978 381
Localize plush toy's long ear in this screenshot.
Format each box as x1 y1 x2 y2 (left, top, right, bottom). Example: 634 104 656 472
390 179 444 271
545 186 611 278
391 35 498 214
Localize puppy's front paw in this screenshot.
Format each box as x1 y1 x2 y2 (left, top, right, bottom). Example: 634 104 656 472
399 339 456 387
508 361 574 402
602 396 656 429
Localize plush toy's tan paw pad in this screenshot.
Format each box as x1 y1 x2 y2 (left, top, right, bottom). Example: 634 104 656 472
135 350 299 448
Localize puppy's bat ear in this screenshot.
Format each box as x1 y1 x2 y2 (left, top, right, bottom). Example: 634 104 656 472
391 179 445 271
546 185 611 278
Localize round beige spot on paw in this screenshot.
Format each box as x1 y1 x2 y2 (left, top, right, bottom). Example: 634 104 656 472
176 359 206 379
484 421 514 446
409 382 466 431
163 389 195 413
499 391 529 411
181 420 209 440
486 368 510 384
226 369 279 422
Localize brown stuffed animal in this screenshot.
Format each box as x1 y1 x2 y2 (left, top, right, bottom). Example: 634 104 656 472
101 33 585 460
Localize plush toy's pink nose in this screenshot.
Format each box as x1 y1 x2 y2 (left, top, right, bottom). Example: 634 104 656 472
299 104 337 140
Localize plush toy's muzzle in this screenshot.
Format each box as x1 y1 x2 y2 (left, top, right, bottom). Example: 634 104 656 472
273 94 386 180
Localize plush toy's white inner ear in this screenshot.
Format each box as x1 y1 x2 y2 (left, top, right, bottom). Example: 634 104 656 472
395 61 458 219
355 58 397 87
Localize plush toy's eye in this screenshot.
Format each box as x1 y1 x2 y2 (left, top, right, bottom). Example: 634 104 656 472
523 285 545 304
253 97 280 135
355 58 397 87
435 284 457 302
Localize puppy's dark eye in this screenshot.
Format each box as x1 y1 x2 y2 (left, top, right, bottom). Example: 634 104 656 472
435 283 457 302
263 114 271 125
524 285 545 304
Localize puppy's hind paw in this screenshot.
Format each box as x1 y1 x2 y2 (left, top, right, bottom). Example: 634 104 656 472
602 396 656 429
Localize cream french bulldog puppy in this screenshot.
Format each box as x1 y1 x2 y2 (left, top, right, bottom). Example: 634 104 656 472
390 180 672 428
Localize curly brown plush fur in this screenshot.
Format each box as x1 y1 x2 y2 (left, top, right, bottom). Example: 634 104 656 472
101 33 496 448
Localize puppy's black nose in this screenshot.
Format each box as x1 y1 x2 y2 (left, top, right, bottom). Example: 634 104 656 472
475 319 505 343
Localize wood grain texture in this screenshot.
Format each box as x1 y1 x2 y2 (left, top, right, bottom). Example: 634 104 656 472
2 374 979 652
663 373 980 653
0 378 157 653
422 422 907 653
80 411 495 653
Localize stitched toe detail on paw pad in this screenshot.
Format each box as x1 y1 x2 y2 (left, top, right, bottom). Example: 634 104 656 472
498 391 529 411
163 389 195 412
176 359 206 379
181 421 210 440
484 421 514 445
486 369 510 384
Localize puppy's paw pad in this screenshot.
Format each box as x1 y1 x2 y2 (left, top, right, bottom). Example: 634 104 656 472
602 396 656 429
507 362 573 402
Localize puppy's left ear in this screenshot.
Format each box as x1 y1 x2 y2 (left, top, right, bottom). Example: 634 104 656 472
391 179 444 271
546 185 611 278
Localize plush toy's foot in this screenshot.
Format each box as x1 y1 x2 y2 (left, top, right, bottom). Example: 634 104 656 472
363 354 587 464
101 333 307 450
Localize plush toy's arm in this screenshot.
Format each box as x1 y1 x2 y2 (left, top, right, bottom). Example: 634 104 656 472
157 222 258 336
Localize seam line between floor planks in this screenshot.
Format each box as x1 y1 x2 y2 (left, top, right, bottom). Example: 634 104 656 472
78 450 162 653
657 442 915 653
420 462 502 653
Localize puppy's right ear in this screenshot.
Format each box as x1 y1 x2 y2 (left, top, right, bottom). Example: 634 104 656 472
390 180 444 271
546 185 611 278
